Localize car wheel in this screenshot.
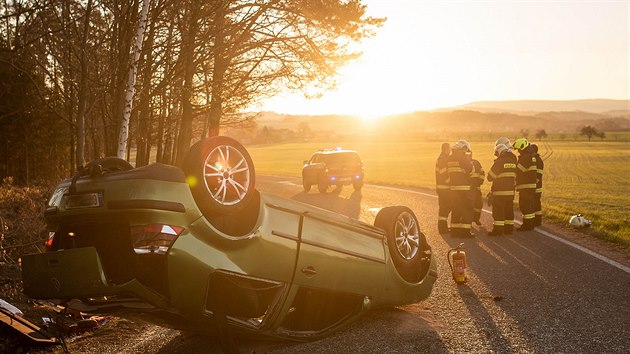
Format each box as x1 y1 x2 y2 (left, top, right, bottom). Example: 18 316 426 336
353 180 363 191
318 181 328 193
375 206 429 283
183 136 255 215
302 177 312 192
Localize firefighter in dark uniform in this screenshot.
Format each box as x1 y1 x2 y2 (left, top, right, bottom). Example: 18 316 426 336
447 140 474 237
530 144 544 226
435 142 452 234
487 143 517 235
513 138 538 231
470 152 485 225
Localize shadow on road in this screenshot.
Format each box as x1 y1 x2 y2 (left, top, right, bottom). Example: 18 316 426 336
289 186 362 220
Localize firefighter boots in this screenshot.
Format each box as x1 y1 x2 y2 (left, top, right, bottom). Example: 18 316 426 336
438 220 450 234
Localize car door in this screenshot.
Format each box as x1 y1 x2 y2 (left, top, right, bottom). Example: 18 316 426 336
302 153 324 183
293 212 387 297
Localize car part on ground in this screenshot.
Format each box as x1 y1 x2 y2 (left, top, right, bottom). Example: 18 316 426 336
21 136 437 341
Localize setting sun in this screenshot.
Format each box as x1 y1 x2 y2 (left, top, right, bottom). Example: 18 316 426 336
260 0 629 117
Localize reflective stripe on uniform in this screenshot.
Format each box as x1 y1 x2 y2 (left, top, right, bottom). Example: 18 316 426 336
474 208 482 213
436 167 447 174
516 183 537 190
439 216 448 221
505 220 515 225
437 184 449 190
536 188 542 193
493 190 515 196
489 170 497 178
451 223 462 228
523 213 536 219
535 211 542 216
537 169 544 174
493 221 505 226
460 223 471 229
451 185 471 191
497 172 516 178
518 164 538 172
447 167 466 173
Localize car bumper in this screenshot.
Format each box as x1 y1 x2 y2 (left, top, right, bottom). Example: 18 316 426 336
21 247 168 309
325 174 364 185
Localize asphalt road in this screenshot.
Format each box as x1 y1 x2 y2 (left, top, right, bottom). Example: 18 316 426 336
249 174 630 353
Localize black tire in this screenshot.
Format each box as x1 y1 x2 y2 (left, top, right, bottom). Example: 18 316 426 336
302 176 311 192
353 180 363 191
318 178 328 193
183 136 255 215
374 206 430 283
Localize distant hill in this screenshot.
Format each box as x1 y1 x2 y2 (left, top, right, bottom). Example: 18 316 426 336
449 99 629 114
250 100 630 136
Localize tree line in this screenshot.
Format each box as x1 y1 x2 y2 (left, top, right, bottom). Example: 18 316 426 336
0 0 383 185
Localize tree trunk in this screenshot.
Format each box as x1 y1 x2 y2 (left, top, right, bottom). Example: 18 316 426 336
207 3 227 137
76 0 94 168
175 3 200 166
118 0 151 159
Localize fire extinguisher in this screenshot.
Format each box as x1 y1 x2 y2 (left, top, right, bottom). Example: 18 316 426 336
447 243 467 284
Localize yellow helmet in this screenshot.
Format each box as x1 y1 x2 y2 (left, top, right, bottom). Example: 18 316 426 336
512 138 529 151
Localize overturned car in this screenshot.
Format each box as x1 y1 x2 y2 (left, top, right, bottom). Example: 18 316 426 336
21 136 437 340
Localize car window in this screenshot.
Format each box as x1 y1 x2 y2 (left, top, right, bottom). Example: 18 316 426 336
310 154 321 163
327 152 361 165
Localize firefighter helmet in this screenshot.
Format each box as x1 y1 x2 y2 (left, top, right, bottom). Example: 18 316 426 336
494 143 510 157
512 138 529 151
452 140 471 152
495 137 510 147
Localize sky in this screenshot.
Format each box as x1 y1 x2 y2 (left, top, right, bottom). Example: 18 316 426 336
258 0 629 119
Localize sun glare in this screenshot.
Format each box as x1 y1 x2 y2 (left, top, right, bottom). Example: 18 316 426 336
358 113 384 123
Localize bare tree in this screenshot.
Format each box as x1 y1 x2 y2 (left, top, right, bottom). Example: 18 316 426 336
118 0 151 160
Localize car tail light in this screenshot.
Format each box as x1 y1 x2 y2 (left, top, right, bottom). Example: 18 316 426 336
45 231 55 250
130 224 184 255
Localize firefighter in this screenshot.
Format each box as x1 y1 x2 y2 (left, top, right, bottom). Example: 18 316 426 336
530 144 544 226
447 140 474 237
513 138 538 231
470 152 485 225
487 143 517 235
435 142 452 234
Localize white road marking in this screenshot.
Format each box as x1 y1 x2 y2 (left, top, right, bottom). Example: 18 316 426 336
534 228 630 274
367 183 630 274
277 180 299 186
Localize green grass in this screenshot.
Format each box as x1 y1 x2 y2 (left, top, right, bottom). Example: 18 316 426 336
247 136 630 247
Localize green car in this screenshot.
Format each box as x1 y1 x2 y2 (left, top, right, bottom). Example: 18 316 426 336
21 136 437 341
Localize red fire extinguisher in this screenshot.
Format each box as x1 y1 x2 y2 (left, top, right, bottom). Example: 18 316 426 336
447 243 467 284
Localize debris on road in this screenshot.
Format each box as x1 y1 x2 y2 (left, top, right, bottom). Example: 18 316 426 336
0 306 59 346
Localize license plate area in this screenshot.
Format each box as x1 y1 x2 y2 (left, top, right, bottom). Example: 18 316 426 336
21 247 110 299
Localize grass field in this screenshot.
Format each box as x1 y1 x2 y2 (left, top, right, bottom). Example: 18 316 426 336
247 136 630 247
